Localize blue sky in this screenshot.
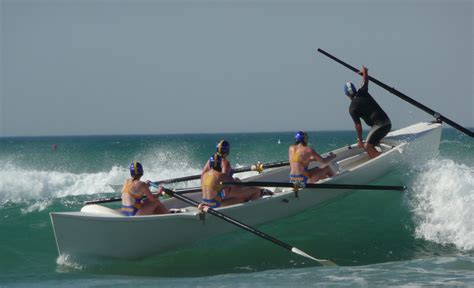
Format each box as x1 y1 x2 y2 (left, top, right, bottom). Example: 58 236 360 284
1 0 472 136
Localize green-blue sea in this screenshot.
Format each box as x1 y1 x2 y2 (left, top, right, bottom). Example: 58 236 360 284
0 128 473 287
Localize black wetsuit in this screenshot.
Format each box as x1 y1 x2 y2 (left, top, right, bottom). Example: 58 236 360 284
349 81 391 145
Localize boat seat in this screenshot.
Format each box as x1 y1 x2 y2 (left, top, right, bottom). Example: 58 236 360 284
80 204 125 217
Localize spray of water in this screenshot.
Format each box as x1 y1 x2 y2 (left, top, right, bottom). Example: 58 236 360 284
56 254 84 271
409 158 474 250
0 163 126 205
0 150 205 207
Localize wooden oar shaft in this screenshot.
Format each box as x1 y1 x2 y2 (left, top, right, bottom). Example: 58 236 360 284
153 174 200 184
317 48 473 138
150 160 290 186
83 187 202 205
232 160 290 174
223 181 406 191
158 187 335 266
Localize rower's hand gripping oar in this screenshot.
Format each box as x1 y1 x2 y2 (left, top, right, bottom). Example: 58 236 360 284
150 183 336 266
317 48 473 138
222 181 406 191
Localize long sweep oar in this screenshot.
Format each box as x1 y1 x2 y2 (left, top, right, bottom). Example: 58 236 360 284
109 161 289 192
84 187 202 205
317 48 473 138
222 181 406 191
153 185 336 266
148 160 289 186
107 160 290 200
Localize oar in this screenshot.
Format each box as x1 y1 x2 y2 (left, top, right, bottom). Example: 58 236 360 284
222 181 406 191
317 48 474 138
84 187 202 205
153 185 336 266
108 161 290 192
148 160 290 186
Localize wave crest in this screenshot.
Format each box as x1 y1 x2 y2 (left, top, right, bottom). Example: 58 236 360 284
410 158 474 250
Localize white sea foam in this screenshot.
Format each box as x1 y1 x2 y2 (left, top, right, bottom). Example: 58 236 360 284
56 254 84 271
20 199 52 214
0 163 125 205
410 158 474 250
0 159 203 206
0 144 262 209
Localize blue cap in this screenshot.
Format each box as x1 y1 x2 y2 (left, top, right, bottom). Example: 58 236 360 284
216 140 230 156
295 131 308 145
130 161 144 177
344 82 357 97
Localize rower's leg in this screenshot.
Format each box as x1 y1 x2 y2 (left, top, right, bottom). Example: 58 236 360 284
308 166 335 183
365 143 381 158
137 200 169 215
224 186 260 203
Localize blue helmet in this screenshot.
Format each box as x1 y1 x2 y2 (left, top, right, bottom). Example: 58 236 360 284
216 140 230 156
130 161 144 177
344 82 357 97
295 131 308 145
209 153 222 172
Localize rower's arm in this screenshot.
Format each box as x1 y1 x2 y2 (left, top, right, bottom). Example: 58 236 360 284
201 160 210 181
222 158 232 175
142 182 159 202
310 148 332 166
359 65 369 91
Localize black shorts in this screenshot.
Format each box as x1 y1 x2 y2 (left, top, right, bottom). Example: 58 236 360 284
366 121 391 145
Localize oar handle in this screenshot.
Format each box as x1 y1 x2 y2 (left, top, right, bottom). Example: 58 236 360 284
222 181 406 191
317 48 473 138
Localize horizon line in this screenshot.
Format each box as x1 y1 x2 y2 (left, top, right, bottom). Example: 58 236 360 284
0 126 470 139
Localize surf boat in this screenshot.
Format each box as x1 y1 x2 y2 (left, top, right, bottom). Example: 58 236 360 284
50 122 442 260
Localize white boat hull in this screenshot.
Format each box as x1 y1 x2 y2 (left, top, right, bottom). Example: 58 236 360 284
50 122 442 260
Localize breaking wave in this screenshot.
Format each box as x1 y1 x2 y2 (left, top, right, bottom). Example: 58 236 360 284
0 157 254 209
409 158 474 250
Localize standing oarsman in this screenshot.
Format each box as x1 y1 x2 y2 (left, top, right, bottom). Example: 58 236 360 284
344 65 392 158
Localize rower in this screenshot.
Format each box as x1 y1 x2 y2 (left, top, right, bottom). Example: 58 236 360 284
201 154 261 208
289 131 336 185
121 161 168 216
201 140 232 181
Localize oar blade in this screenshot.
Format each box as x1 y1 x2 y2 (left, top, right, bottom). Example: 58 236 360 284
291 248 337 267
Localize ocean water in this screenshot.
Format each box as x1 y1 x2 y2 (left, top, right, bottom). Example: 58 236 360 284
0 128 473 287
